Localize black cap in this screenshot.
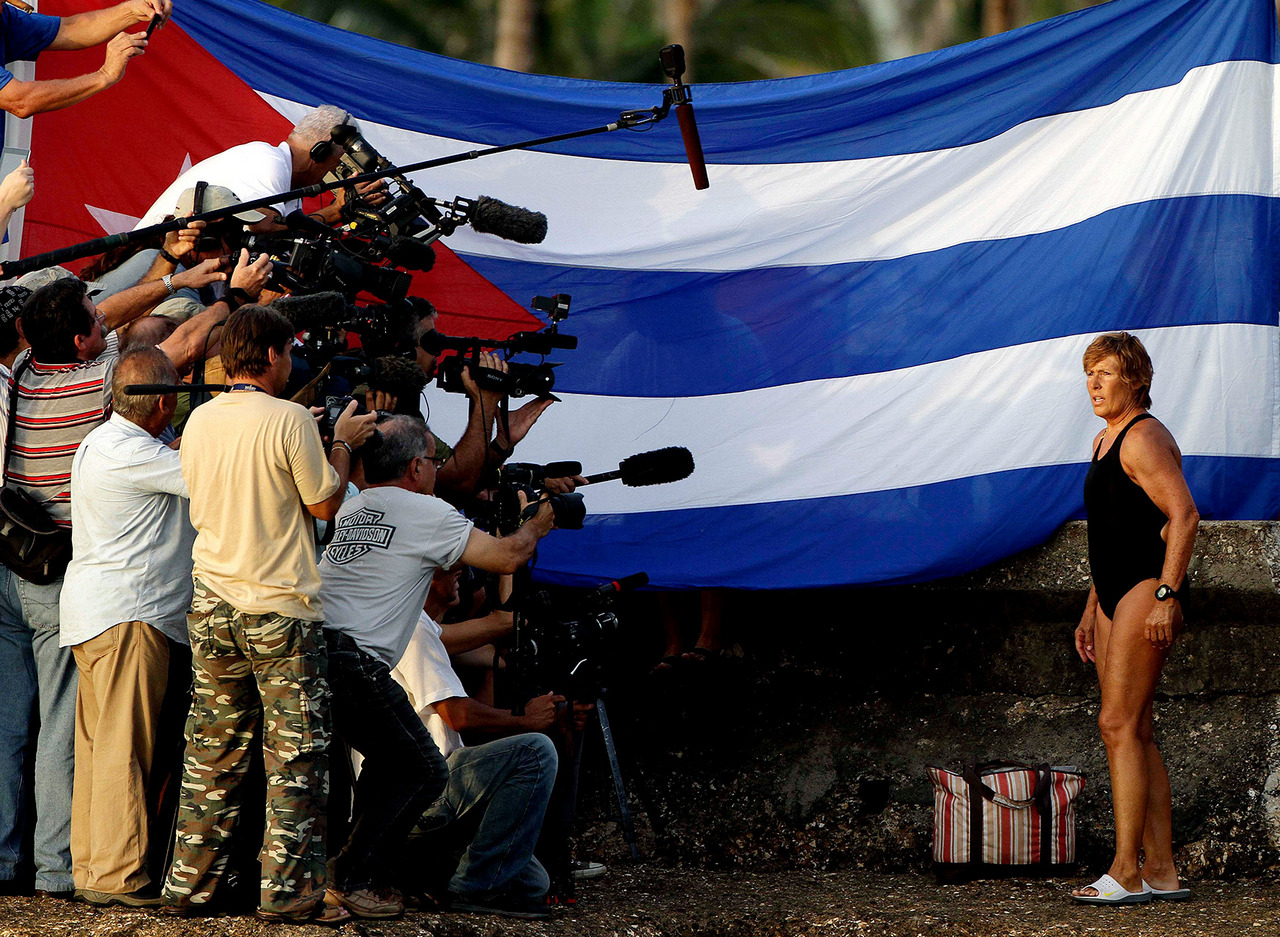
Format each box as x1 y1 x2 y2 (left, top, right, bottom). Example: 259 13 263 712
0 286 32 329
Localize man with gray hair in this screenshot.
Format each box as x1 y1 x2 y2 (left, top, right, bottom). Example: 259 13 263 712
138 104 381 229
58 347 195 907
317 415 555 918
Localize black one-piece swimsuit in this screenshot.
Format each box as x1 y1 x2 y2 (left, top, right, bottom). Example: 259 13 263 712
1083 413 1170 620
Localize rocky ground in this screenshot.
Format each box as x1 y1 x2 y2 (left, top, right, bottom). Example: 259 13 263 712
2 866 1279 937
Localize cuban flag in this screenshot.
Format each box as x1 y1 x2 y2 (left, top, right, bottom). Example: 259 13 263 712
17 0 1280 589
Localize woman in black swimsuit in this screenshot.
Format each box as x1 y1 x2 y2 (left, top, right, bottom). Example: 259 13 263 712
1071 333 1199 906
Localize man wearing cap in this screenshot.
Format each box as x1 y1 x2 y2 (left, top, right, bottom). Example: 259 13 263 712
139 105 374 230
0 257 244 899
0 286 30 380
0 0 169 119
94 186 269 324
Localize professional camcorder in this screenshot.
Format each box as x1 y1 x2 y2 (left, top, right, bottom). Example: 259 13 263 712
421 294 575 398
508 573 648 702
480 446 695 535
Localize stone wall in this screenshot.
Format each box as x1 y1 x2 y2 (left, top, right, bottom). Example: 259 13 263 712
575 521 1280 878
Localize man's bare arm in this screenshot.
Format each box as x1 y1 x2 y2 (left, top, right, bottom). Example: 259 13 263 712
0 33 145 118
49 0 168 50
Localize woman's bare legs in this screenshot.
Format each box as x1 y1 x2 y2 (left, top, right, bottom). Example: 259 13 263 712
1073 578 1177 896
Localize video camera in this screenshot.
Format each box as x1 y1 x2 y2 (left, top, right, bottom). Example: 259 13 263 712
421 294 575 398
508 573 648 703
325 124 549 246
479 445 695 535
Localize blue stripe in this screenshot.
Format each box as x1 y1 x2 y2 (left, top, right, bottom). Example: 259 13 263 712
177 0 1277 163
531 456 1280 589
462 194 1280 396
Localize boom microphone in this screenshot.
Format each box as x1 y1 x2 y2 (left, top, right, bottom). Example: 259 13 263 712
582 446 695 487
659 45 710 190
270 291 347 332
470 196 548 244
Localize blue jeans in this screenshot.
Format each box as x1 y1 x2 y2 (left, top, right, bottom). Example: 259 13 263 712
326 631 450 892
423 733 557 899
0 567 76 891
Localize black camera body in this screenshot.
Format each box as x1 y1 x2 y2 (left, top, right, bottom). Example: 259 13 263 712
318 394 385 451
435 357 557 398
490 482 585 536
508 589 622 702
248 234 412 303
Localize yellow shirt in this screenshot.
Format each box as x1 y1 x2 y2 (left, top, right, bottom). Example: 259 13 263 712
182 390 340 621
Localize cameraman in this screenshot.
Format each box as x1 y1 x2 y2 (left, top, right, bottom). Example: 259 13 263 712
316 415 554 918
162 304 377 923
139 105 384 230
410 301 565 500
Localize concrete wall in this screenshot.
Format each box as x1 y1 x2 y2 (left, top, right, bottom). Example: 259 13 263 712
578 521 1280 878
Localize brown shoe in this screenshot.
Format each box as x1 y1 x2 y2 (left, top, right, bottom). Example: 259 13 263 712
75 888 162 907
327 885 404 919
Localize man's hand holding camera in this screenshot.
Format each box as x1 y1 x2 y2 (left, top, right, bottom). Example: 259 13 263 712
228 248 273 302
330 399 379 452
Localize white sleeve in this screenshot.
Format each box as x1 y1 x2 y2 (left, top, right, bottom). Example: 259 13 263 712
391 613 467 712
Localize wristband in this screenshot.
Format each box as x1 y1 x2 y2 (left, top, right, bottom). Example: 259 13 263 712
159 248 180 265
489 439 513 462
332 440 354 458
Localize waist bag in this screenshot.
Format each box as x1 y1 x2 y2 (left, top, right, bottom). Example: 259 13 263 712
927 761 1085 877
0 358 72 585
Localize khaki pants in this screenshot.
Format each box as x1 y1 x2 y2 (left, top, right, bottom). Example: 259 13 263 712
71 621 169 894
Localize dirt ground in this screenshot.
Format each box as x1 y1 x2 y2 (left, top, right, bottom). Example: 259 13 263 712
2 866 1278 937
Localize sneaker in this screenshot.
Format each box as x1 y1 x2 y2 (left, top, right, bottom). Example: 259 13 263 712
570 860 607 881
75 888 162 907
326 885 404 919
448 889 553 920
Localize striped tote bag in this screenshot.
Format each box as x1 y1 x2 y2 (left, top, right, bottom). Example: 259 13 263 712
928 762 1085 878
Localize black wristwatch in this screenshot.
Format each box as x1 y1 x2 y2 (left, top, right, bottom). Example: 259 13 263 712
1154 583 1180 602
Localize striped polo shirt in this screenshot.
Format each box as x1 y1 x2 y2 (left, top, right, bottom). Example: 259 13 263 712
0 333 119 528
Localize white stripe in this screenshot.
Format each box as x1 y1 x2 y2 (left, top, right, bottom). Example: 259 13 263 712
422 323 1277 514
263 60 1278 272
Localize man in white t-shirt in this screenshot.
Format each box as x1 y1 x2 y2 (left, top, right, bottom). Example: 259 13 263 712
317 414 554 919
138 104 360 230
387 567 561 921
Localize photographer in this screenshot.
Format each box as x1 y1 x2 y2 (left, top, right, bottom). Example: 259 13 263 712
410 301 563 501
316 415 554 919
90 186 272 324
381 565 566 921
162 304 376 924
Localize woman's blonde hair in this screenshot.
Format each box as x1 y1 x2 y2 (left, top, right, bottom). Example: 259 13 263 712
1082 332 1153 409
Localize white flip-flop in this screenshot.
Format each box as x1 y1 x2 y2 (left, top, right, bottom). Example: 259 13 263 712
1143 880 1191 901
1070 873 1153 905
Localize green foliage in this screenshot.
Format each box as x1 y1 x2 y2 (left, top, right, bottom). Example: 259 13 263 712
261 0 1106 82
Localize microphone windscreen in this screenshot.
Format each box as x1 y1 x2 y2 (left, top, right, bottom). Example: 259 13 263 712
370 355 428 400
284 209 337 238
544 461 583 478
418 329 450 355
470 196 548 244
270 292 347 332
617 446 695 487
386 236 436 272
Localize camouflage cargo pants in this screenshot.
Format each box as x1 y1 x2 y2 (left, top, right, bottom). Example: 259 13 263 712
162 580 330 915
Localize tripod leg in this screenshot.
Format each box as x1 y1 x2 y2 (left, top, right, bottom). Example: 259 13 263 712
595 697 639 860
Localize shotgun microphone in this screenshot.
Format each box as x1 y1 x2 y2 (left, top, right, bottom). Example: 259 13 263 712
659 45 710 190
588 572 649 599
